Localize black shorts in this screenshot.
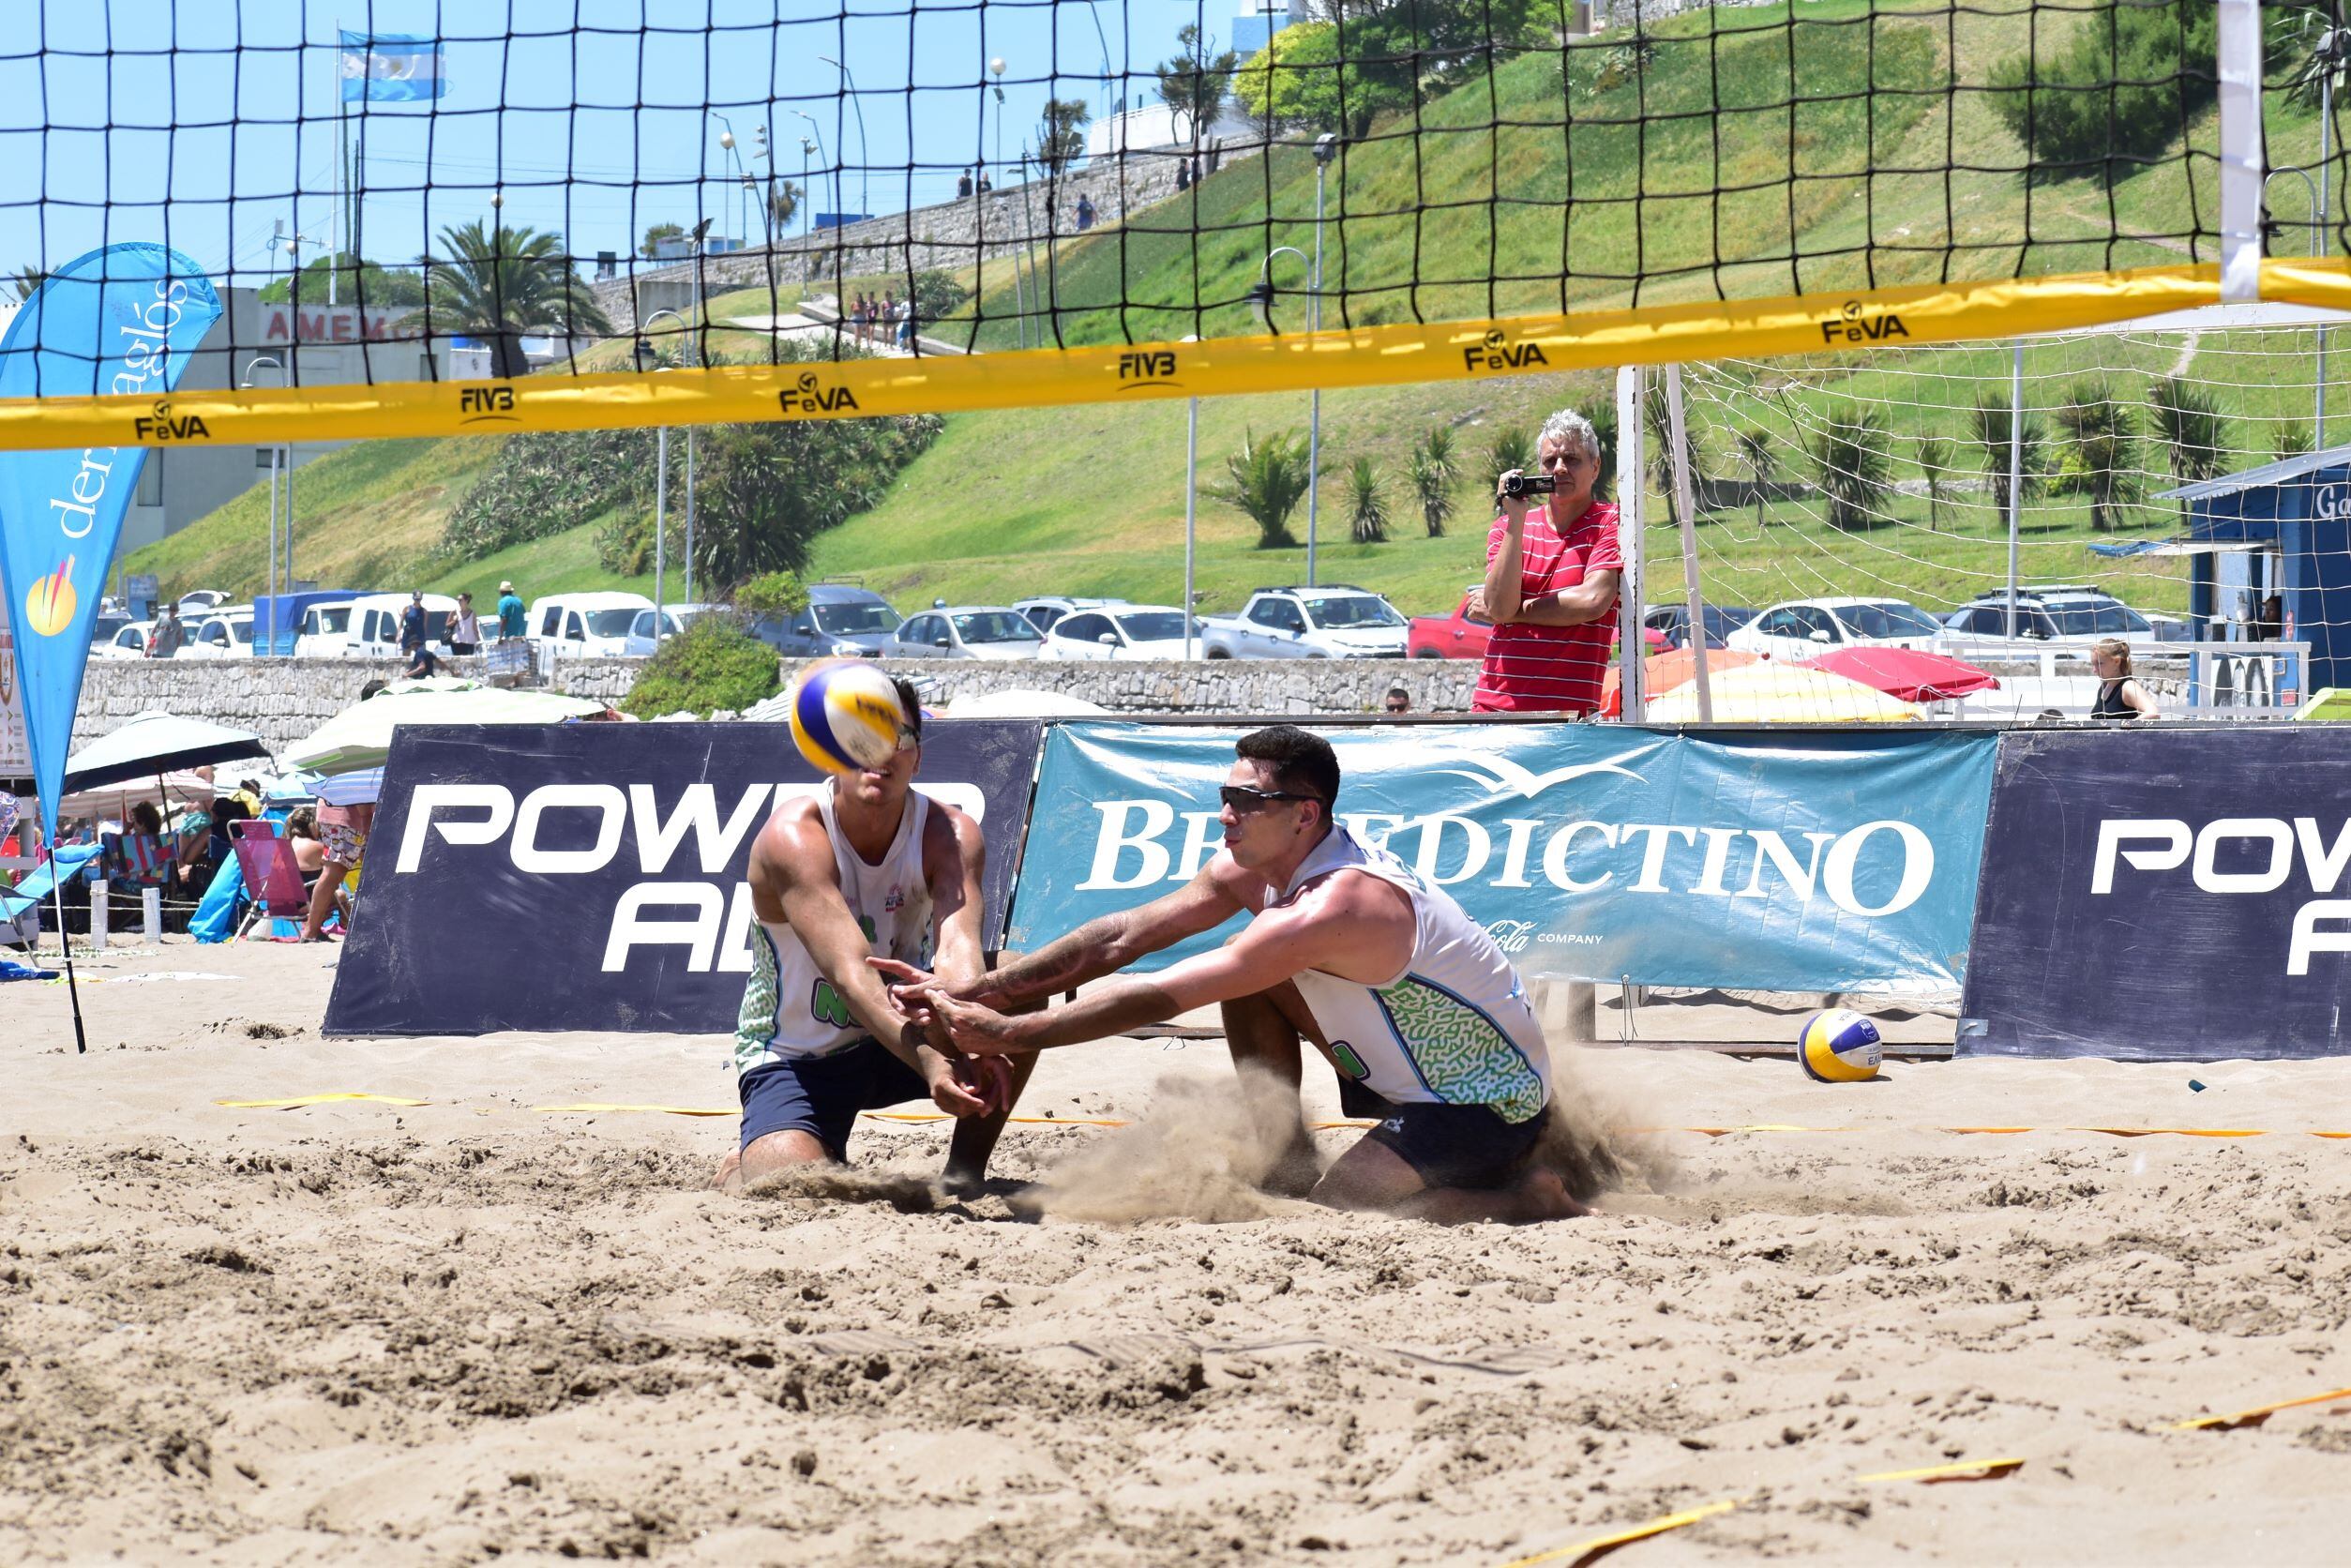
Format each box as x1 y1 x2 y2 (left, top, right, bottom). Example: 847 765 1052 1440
738 1039 930 1160
1364 1100 1551 1192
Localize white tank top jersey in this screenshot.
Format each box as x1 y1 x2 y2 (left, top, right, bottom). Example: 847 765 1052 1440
735 787 935 1072
1277 827 1553 1123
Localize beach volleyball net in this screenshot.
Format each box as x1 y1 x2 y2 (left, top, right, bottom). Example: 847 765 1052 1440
0 0 2338 450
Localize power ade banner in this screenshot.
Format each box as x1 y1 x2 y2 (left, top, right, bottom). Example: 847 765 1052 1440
0 246 220 838
1006 722 1998 993
324 720 1043 1037
1962 729 2351 1060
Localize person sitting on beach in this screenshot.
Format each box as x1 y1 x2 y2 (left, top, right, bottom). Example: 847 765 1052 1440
717 674 1032 1198
882 725 1582 1224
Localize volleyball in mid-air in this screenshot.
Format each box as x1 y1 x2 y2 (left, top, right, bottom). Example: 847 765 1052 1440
1798 1008 1883 1082
789 660 909 774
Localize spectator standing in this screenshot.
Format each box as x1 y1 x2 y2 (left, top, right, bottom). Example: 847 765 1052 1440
957 168 974 199
1176 157 1191 192
147 604 184 659
977 171 992 193
302 802 374 942
449 592 482 655
2089 638 2159 720
1382 686 1411 716
1076 192 1096 232
496 580 527 639
398 591 428 657
1472 407 1622 717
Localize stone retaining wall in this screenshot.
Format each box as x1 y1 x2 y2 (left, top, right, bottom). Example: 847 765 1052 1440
73 656 1471 758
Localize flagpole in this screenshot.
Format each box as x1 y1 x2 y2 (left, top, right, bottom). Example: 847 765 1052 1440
332 20 343 306
49 879 86 1055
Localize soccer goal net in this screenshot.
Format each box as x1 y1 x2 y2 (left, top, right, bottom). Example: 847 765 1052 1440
0 0 2332 452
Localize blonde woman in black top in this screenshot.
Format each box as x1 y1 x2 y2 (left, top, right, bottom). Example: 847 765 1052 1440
2089 637 2158 720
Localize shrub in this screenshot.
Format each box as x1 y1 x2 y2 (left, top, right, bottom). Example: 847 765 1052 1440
1210 428 1315 549
620 611 780 718
911 269 969 324
1409 426 1457 538
1990 0 2218 176
1484 426 1535 482
1809 412 1891 531
1346 456 1391 544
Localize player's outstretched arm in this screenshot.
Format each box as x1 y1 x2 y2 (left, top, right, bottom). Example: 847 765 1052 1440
946 857 1245 1008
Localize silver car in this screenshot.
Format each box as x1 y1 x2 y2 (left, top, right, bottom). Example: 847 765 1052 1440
885 605 1045 660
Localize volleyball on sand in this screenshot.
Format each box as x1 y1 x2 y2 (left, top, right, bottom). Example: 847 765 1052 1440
789 660 910 775
1798 1008 1884 1083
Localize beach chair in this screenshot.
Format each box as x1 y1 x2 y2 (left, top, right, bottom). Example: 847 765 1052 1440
230 820 311 942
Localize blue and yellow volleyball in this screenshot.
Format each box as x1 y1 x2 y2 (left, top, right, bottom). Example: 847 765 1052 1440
788 660 909 774
1798 1008 1883 1083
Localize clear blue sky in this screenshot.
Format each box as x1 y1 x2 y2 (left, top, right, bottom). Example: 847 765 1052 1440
0 0 1244 286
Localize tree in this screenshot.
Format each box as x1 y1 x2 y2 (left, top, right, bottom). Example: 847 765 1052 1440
1990 0 2218 176
1295 0 1555 138
1409 425 1456 537
1346 456 1392 543
1156 23 1241 158
640 222 686 259
1809 411 1891 531
2271 2 2351 111
767 183 800 234
1036 98 1092 177
1735 427 1775 525
1210 428 1315 549
1579 398 1619 503
2053 380 2142 533
1643 383 1706 525
422 219 615 379
1970 396 2048 520
1235 23 1350 135
10 266 45 301
2148 376 2227 523
1484 425 1534 483
1914 434 1956 530
258 252 427 306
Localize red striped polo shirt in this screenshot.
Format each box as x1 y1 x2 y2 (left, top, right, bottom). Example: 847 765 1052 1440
1473 501 1624 714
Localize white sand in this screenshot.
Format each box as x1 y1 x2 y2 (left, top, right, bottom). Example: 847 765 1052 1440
2 938 2347 1564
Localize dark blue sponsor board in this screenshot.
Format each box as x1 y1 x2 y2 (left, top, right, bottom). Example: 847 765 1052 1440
1960 728 2351 1060
324 720 1042 1038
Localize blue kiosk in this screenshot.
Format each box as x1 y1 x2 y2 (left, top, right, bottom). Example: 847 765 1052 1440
2108 445 2351 708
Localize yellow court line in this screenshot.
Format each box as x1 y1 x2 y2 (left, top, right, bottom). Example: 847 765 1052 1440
0 260 2257 452
1498 1496 1750 1568
1858 1457 2026 1484
212 1093 430 1108
2172 1385 2351 1432
2072 1127 2269 1138
534 1103 734 1117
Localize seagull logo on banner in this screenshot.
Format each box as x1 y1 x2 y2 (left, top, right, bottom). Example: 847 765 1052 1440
1425 751 1648 800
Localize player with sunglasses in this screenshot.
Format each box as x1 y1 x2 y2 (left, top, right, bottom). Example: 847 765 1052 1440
878 725 1579 1223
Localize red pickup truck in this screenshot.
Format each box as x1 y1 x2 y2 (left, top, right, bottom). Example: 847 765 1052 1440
1409 593 1667 660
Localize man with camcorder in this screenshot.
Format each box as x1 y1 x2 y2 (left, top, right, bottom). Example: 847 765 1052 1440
1471 408 1621 716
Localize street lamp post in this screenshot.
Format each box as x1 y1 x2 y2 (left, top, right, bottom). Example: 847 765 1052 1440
1250 245 1319 586
1306 135 1337 588
989 58 1019 348
715 113 746 249
240 354 285 648
817 55 869 224
788 111 825 235
1182 335 1201 659
638 309 689 626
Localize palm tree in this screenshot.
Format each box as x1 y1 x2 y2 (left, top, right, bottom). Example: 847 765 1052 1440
10 266 43 301
1914 434 1956 530
2148 376 2228 525
1735 427 1775 525
1409 426 1456 538
422 220 614 379
1485 425 1535 484
1970 396 2048 520
2053 380 2143 532
1578 399 1619 503
1809 411 1891 531
1346 456 1391 543
2275 419 2316 462
1209 428 1314 549
767 182 800 235
2274 3 2351 112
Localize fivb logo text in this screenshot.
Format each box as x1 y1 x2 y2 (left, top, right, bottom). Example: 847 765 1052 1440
1117 350 1178 383
2096 816 2351 975
1079 799 1937 918
396 780 982 972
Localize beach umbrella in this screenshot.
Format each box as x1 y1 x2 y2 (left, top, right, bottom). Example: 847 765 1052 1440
283 685 610 777
1798 646 2000 704
1642 660 1923 723
54 768 218 822
59 711 269 793
1601 647 1762 718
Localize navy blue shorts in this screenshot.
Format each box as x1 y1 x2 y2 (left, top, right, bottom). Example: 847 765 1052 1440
738 1039 930 1160
1364 1100 1551 1192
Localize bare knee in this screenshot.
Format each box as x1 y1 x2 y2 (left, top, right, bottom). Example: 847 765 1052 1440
738 1128 832 1187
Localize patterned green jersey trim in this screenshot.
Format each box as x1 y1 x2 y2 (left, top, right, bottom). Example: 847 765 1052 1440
1372 973 1546 1123
734 926 781 1071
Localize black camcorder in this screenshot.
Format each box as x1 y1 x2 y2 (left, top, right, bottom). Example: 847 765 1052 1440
1500 472 1557 498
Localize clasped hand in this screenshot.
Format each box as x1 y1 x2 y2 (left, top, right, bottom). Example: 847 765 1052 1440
869 957 1021 1117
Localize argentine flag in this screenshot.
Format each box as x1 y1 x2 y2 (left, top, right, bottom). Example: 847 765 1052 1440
340 32 447 102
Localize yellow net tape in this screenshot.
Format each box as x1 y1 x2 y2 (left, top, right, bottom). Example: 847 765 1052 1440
1497 1495 1750 1568
1856 1457 2026 1484
0 259 2272 452
211 1092 430 1108
2172 1385 2351 1432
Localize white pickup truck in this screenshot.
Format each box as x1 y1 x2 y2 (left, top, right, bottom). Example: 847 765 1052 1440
1198 585 1411 659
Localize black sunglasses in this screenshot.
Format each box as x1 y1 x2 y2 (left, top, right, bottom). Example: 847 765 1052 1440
1219 783 1316 814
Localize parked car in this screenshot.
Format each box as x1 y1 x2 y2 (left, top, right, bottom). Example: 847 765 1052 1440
1039 605 1195 660
884 604 1046 660
1015 596 1130 635
182 606 257 659
1727 596 1949 661
339 593 461 660
1644 602 1756 651
1199 585 1410 659
1409 593 1494 660
1940 586 2167 644
750 583 902 659
250 589 361 656
620 604 716 657
176 589 228 616
530 591 657 659
293 599 357 658
86 611 132 653
91 619 152 660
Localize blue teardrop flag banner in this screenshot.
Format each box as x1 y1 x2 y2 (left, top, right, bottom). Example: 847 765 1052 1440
0 244 222 841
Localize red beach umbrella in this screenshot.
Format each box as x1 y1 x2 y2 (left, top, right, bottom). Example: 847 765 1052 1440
1797 646 2001 703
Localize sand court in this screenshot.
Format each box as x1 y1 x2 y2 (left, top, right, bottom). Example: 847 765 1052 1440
3 940 2348 1564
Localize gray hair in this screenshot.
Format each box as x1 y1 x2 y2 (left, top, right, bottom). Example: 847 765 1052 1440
1537 408 1601 465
